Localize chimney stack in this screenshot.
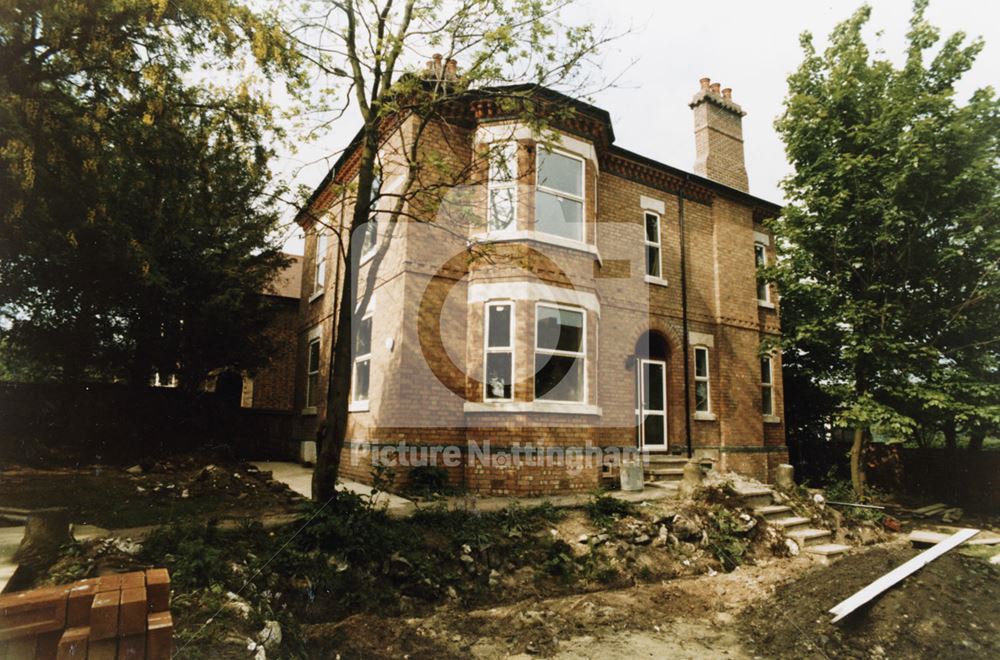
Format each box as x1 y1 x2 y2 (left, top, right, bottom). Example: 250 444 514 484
689 77 748 191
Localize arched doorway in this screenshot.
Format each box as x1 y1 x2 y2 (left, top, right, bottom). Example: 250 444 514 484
634 331 670 451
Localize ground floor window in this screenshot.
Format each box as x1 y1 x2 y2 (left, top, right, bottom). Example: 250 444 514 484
352 313 373 403
761 354 774 415
534 303 585 402
484 301 514 400
305 336 321 408
694 346 710 413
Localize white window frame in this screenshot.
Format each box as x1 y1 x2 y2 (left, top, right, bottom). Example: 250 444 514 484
360 175 381 264
311 230 327 301
486 142 518 235
303 325 322 414
483 300 515 401
644 210 663 280
349 309 374 410
755 242 772 306
761 354 774 417
534 145 586 244
694 345 711 414
533 302 587 404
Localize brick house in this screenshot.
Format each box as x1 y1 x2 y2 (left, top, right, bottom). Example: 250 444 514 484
293 74 786 494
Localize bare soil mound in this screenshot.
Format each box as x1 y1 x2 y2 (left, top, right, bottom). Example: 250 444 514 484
741 546 1000 659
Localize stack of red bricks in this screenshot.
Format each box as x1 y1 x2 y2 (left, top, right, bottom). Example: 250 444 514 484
0 569 172 659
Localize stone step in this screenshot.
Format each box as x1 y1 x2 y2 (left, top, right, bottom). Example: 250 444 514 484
786 528 832 547
753 504 793 520
803 542 851 564
646 468 684 478
644 481 679 492
645 454 690 464
770 516 811 530
734 487 774 508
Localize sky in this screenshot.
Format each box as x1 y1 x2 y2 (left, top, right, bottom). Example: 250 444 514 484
276 0 1000 255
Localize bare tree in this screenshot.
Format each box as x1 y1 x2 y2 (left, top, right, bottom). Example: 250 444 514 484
286 0 622 500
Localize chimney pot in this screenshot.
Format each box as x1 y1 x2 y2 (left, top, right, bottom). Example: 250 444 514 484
709 82 721 95
722 87 732 100
700 77 711 90
445 58 458 80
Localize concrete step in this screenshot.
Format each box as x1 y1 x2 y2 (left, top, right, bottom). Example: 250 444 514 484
803 542 851 564
734 487 774 508
646 468 684 479
753 504 793 520
644 481 679 492
645 454 690 465
770 516 811 530
786 528 832 547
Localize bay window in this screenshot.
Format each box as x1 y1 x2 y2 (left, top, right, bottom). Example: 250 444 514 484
534 303 585 402
484 302 514 400
487 143 517 233
535 147 584 241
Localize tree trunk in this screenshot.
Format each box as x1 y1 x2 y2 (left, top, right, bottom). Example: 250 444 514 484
312 129 380 501
968 428 985 452
850 426 866 500
943 418 957 451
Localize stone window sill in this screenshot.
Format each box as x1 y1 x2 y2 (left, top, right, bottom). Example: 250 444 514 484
309 289 324 303
301 406 318 416
693 411 717 421
757 300 775 310
464 401 602 416
348 400 371 413
644 275 669 287
763 415 782 424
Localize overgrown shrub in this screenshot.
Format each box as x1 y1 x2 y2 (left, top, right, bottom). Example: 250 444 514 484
584 492 634 529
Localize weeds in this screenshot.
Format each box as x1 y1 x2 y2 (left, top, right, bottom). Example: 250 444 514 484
584 491 634 529
705 507 750 571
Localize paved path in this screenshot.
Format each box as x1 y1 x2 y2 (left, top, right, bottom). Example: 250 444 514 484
254 461 678 519
251 462 417 517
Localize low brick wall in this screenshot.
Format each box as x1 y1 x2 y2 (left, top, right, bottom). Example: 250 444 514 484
0 569 172 659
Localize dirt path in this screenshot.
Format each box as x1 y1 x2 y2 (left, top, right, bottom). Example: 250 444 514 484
303 556 810 658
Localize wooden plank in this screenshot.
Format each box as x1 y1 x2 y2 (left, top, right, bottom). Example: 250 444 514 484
909 530 1000 546
830 527 979 623
912 503 947 515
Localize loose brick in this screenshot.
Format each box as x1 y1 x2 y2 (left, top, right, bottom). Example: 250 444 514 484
116 633 144 660
0 585 69 640
88 590 120 641
66 578 99 627
146 611 173 660
88 637 117 660
117 588 146 637
56 626 89 660
145 569 170 613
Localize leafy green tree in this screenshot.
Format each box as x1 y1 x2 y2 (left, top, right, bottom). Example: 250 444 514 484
289 0 614 499
0 0 300 385
774 0 1000 497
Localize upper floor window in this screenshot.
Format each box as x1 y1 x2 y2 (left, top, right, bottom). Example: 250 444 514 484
760 354 774 416
487 143 517 233
535 303 585 402
351 312 373 403
754 242 770 303
535 147 584 242
645 211 661 278
484 301 514 400
313 231 328 295
361 175 381 259
694 346 710 413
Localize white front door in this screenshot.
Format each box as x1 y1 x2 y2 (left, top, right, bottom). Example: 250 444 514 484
637 359 668 451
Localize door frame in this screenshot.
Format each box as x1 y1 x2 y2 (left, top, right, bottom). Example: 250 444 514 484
636 358 668 451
